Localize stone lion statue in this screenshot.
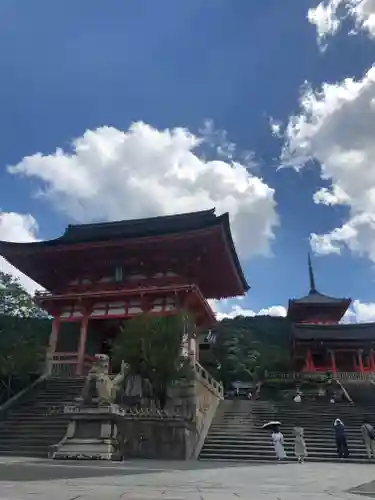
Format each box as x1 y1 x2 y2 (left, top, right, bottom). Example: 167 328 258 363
81 354 126 406
80 354 155 408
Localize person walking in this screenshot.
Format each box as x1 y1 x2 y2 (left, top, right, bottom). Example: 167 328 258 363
361 418 375 459
294 426 307 463
293 393 302 403
272 426 286 461
334 419 349 458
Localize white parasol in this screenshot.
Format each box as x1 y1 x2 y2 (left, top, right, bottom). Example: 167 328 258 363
262 421 281 429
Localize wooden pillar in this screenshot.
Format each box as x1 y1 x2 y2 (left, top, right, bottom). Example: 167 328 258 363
370 349 375 372
358 349 364 373
304 348 314 371
353 352 358 371
46 317 60 375
329 350 337 373
76 314 89 376
49 317 60 354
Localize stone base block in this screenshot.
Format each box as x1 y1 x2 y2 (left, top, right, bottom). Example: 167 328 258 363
52 438 121 461
51 404 122 461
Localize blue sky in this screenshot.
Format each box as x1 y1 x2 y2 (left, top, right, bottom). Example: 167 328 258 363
1 0 375 321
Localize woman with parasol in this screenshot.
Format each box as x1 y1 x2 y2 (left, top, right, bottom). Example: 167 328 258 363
262 421 286 460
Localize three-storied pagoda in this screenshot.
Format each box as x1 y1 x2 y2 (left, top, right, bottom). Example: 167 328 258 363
0 209 248 376
289 254 375 374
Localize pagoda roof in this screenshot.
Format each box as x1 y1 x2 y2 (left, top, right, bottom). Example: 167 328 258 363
287 253 351 322
289 291 351 306
0 209 249 295
293 322 375 341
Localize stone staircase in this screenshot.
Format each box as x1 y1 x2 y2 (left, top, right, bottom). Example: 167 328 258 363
0 377 84 458
200 399 375 462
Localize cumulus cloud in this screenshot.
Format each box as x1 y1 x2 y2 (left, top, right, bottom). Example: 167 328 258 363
0 212 41 293
343 299 375 322
308 0 375 47
211 297 375 323
280 67 375 261
8 122 278 258
209 299 287 320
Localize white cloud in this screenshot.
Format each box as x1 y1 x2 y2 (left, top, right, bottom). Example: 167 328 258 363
308 0 375 46
0 212 41 293
209 299 287 320
212 297 375 324
343 299 375 322
280 66 375 262
8 122 278 259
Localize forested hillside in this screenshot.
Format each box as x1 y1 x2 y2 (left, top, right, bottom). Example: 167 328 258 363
200 315 292 388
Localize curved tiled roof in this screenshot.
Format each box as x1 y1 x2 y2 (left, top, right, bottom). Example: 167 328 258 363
0 209 249 294
293 322 375 340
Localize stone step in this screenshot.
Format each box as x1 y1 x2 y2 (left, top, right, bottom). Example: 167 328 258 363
0 448 48 458
202 442 367 452
0 436 63 444
200 399 375 464
200 446 368 457
204 436 365 444
199 453 372 463
208 427 364 435
0 427 66 435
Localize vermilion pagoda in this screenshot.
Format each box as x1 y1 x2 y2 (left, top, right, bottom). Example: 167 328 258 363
289 254 375 374
0 209 248 376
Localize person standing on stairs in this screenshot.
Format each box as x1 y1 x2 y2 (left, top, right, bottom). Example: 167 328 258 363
334 419 349 458
272 426 286 461
361 418 375 459
293 426 307 463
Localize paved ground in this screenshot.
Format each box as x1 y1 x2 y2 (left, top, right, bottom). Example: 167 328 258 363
0 458 374 499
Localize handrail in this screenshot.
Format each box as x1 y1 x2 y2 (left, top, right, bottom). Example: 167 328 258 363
194 361 223 397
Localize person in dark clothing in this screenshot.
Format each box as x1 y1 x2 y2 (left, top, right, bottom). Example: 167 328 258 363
334 418 349 458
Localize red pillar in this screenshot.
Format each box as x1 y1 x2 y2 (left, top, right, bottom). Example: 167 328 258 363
330 350 337 373
77 315 89 376
358 349 364 373
49 317 60 355
304 348 315 371
370 349 375 372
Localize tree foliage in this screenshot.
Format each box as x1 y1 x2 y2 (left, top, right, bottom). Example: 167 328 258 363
200 315 292 388
0 272 47 318
112 313 191 408
0 272 50 404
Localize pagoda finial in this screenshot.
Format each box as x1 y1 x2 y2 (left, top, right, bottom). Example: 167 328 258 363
308 252 317 293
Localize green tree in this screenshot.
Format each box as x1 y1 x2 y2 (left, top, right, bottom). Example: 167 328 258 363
203 315 293 388
0 271 47 318
0 272 50 403
112 313 191 408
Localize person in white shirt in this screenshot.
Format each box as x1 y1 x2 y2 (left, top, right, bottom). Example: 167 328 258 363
272 427 286 460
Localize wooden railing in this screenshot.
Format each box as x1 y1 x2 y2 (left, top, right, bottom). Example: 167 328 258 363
34 277 189 298
49 352 95 377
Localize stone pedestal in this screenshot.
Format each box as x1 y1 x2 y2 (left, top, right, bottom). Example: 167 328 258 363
50 404 123 460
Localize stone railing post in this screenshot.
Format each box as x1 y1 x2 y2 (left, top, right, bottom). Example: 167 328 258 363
44 349 53 376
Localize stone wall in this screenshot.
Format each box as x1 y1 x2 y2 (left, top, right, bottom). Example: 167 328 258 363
117 417 196 460
52 361 223 461
116 365 222 460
